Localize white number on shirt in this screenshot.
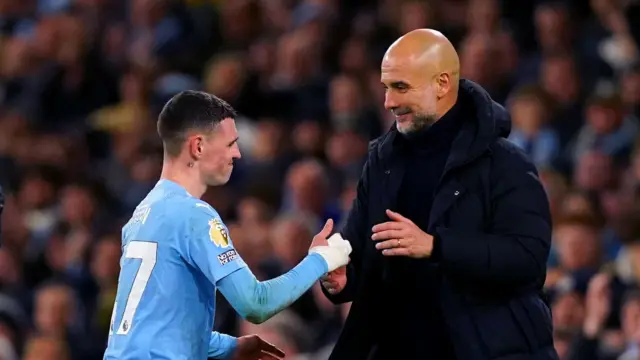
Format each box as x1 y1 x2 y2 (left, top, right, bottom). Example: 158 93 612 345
109 241 158 335
109 300 118 336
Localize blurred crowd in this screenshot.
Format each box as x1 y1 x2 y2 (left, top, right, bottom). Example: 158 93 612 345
1 0 640 359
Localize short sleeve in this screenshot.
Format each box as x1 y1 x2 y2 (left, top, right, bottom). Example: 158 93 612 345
182 204 247 284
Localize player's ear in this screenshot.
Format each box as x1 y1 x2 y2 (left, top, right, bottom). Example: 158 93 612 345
188 135 204 159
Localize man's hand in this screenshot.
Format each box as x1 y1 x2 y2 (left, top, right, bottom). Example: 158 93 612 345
371 209 433 258
309 219 352 272
321 265 347 295
231 335 285 360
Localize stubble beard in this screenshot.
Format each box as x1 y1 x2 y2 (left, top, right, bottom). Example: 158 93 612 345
397 112 438 135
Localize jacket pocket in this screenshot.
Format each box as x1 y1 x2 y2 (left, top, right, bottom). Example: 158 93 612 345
511 295 554 350
467 299 531 358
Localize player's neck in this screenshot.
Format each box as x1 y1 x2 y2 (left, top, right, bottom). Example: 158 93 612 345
160 161 207 199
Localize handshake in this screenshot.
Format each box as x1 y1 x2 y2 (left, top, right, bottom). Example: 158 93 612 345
308 219 352 272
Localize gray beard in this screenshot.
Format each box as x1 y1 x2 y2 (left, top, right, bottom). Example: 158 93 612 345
397 113 437 135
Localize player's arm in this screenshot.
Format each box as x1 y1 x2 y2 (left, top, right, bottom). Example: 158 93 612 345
217 220 350 324
217 252 327 324
208 332 237 359
183 206 350 324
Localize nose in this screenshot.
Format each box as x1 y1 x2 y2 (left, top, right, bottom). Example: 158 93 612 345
384 92 398 111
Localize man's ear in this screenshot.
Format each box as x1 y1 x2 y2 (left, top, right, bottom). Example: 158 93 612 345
436 72 451 98
188 136 204 159
436 72 457 99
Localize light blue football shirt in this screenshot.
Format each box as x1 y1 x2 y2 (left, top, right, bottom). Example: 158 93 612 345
103 179 247 360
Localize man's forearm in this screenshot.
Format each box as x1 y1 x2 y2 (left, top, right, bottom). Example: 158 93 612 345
208 332 237 359
217 253 327 324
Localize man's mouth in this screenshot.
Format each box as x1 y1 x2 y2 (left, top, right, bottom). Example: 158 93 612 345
392 108 412 117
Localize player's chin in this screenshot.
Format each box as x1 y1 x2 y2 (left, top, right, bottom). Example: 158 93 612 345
206 172 232 187
219 169 234 185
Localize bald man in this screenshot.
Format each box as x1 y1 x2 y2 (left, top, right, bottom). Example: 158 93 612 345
320 29 557 360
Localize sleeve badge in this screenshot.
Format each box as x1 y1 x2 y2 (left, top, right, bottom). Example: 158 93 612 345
208 218 230 248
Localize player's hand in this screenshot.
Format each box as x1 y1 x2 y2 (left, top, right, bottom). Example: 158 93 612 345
321 265 347 295
309 218 334 248
309 219 352 272
371 209 434 258
231 334 285 360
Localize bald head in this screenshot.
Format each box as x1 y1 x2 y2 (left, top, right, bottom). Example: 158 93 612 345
385 29 460 78
381 29 460 135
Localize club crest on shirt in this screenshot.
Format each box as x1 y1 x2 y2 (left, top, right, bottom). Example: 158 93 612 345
208 218 230 248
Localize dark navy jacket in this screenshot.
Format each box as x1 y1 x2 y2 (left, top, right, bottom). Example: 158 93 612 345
323 80 559 360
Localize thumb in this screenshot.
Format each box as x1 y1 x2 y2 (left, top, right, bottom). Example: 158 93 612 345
320 218 334 237
386 209 411 223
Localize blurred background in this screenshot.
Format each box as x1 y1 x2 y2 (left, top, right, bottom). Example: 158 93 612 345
0 0 640 359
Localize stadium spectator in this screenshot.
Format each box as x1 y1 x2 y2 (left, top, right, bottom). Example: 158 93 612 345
507 84 560 169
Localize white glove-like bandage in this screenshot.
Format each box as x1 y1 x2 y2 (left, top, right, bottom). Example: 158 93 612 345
309 233 352 272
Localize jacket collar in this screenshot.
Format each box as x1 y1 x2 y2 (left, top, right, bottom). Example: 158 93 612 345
376 79 511 172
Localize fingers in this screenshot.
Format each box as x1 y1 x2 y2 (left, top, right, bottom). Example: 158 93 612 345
322 280 336 288
321 265 346 282
372 221 404 233
386 209 412 223
325 286 339 294
381 247 411 256
321 273 336 282
375 239 403 250
321 278 341 294
259 340 286 357
260 353 284 360
320 275 337 288
371 229 403 241
319 218 334 237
